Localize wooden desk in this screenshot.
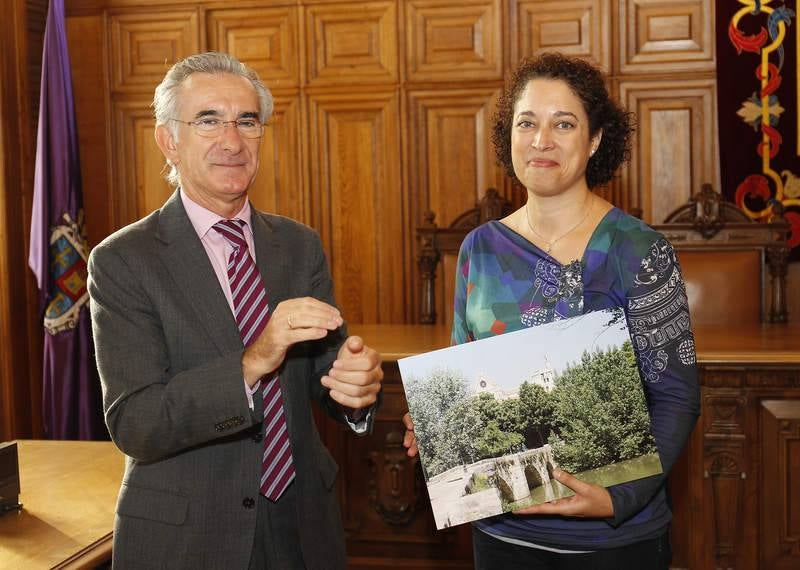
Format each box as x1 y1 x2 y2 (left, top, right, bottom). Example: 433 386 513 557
692 323 800 364
350 324 451 360
0 440 124 570
352 322 800 364
345 322 800 570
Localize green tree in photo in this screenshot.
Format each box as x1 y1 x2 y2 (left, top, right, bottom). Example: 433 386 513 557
404 368 470 477
471 392 521 432
517 382 555 448
441 399 484 466
549 341 657 472
469 392 525 459
473 420 524 459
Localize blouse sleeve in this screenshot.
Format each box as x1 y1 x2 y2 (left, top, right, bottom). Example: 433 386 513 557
607 237 701 526
451 234 474 346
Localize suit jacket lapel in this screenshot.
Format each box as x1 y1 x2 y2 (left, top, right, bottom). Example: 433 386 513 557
155 190 242 356
250 209 300 427
250 209 294 311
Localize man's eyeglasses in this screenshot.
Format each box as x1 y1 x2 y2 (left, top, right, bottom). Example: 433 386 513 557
170 117 264 139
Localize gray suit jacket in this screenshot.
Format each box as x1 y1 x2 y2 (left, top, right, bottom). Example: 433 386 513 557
88 190 355 569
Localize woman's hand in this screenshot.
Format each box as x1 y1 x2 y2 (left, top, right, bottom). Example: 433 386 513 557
402 412 418 457
513 468 614 518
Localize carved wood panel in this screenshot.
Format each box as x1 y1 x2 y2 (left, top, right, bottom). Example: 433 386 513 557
406 88 506 229
618 0 715 73
510 0 611 72
703 439 747 570
699 383 750 570
109 10 200 92
307 90 406 324
67 14 112 248
337 363 474 568
304 1 397 86
704 392 747 436
248 93 307 224
110 97 173 227
617 78 718 223
761 399 800 570
404 0 502 82
206 6 300 89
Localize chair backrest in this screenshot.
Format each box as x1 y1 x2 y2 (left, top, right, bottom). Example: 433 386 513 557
651 183 790 326
416 184 791 328
416 188 513 329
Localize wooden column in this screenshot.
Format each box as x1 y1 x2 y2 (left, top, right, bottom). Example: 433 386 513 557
0 0 45 441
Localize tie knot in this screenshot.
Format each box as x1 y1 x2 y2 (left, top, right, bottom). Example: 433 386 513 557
213 219 247 249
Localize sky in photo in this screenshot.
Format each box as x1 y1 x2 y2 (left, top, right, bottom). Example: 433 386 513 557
398 308 631 393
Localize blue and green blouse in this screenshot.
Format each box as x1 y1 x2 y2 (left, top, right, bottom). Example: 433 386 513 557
454 207 700 551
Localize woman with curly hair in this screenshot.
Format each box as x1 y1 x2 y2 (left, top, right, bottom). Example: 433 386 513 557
403 52 699 569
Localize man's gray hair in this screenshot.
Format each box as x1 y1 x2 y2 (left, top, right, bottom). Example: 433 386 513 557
153 52 273 187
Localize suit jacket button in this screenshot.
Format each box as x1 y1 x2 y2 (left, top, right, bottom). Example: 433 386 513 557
243 497 255 509
252 432 263 442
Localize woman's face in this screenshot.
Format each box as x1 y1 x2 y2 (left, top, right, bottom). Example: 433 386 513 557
510 78 600 197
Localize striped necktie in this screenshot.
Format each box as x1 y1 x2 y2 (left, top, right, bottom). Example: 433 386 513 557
213 219 296 501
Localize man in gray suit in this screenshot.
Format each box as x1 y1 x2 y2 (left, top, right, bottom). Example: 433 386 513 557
87 52 383 569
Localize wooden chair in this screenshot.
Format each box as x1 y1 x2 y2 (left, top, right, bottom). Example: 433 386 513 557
416 183 791 328
652 183 790 325
416 188 513 328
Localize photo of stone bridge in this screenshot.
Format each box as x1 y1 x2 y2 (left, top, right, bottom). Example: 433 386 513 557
427 445 559 529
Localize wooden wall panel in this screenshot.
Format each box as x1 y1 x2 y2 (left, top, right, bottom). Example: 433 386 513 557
111 98 173 226
511 0 611 72
406 88 507 330
761 399 800 570
67 15 111 248
619 0 714 73
407 88 504 228
248 94 307 224
206 6 300 90
308 91 406 324
617 78 718 223
110 10 200 92
304 1 397 86
0 0 39 441
404 0 502 82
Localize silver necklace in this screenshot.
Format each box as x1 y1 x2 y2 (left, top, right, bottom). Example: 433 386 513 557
525 193 593 254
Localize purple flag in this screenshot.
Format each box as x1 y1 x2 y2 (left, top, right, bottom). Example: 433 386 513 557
29 0 106 440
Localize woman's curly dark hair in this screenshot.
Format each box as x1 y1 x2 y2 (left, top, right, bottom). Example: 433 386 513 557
491 52 635 189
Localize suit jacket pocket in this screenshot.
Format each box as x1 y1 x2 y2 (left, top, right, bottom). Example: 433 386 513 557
117 482 189 526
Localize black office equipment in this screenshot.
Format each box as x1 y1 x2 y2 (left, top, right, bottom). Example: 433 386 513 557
0 441 22 513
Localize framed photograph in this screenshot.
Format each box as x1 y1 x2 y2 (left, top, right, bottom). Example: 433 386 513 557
399 307 662 529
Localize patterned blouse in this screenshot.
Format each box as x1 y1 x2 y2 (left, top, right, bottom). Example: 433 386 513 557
454 208 700 551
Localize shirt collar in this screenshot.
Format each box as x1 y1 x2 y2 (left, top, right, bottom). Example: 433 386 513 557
179 189 253 239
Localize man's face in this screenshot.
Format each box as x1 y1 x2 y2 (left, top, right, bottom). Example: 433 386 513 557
157 72 262 210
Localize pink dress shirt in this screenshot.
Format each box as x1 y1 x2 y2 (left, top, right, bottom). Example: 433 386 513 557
180 190 260 407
